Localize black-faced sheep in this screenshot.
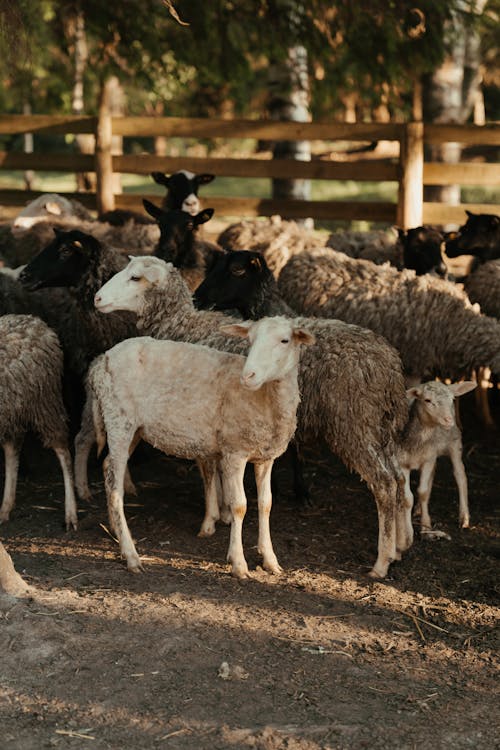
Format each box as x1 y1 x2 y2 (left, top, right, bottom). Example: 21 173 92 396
151 170 215 215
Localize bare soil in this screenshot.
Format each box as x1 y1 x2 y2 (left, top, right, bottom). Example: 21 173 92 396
0 393 498 750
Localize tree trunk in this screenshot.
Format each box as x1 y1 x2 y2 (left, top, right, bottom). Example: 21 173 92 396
422 1 487 210
105 76 124 196
70 6 96 193
268 45 312 226
0 541 29 597
22 101 34 190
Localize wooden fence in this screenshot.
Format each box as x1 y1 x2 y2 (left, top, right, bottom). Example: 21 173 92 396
0 114 499 227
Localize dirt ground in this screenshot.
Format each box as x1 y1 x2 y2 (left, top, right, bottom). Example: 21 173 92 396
0 392 498 750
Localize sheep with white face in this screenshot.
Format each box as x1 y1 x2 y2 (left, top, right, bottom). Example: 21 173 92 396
399 380 476 536
86 314 313 578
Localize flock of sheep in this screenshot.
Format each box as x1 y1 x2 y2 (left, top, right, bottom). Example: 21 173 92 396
0 170 499 582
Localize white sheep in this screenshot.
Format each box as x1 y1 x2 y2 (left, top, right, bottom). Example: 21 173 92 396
398 380 476 536
85 316 314 577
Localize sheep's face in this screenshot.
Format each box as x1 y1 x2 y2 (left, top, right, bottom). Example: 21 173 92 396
406 381 476 429
398 226 447 277
95 256 169 314
194 250 270 316
221 317 315 391
444 211 500 260
151 170 215 216
143 201 214 265
19 228 97 290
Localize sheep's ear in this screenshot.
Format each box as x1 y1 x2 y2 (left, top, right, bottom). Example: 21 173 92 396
448 381 476 398
151 171 169 186
194 208 214 225
220 322 251 338
143 199 164 220
406 386 421 399
292 328 315 346
465 210 476 219
45 201 63 216
196 173 215 186
141 264 164 284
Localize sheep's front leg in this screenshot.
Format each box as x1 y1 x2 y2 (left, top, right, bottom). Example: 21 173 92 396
254 460 282 575
416 459 436 533
396 468 414 556
53 446 78 531
104 432 142 572
74 396 95 502
449 441 470 528
368 477 397 579
197 458 220 537
0 440 22 524
220 455 249 579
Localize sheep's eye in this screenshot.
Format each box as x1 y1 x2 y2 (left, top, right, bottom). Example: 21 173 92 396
130 275 142 282
281 339 289 344
231 267 245 277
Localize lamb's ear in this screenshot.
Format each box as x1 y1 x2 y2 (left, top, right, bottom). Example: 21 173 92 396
465 210 476 219
45 201 63 216
196 173 215 186
220 322 251 338
151 171 169 187
194 208 214 225
448 381 477 398
143 199 164 220
292 328 315 346
406 386 422 399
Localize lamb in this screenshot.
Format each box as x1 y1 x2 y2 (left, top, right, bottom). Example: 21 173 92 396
326 228 399 266
218 215 326 277
278 247 500 383
445 210 500 268
0 314 77 530
85 317 313 577
143 201 224 291
91 255 411 579
19 229 138 380
151 170 215 215
399 380 476 535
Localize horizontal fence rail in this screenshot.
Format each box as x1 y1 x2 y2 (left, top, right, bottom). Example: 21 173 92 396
0 115 499 226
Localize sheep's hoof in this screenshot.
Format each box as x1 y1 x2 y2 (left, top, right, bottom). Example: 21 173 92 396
197 522 216 538
0 512 10 524
230 562 251 580
263 560 283 575
124 480 138 496
460 517 470 529
76 489 92 503
127 559 145 573
421 529 451 541
66 518 78 532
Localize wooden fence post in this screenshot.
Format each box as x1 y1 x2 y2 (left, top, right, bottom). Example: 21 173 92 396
95 81 115 214
397 121 424 228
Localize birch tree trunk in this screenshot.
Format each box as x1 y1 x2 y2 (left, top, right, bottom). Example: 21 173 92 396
70 6 96 192
268 44 312 226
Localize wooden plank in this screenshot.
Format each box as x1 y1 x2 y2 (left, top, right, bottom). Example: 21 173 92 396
425 123 500 146
397 122 424 228
424 162 500 186
112 116 405 142
0 115 97 135
0 151 94 171
95 94 114 213
112 154 398 181
116 192 397 221
423 202 500 225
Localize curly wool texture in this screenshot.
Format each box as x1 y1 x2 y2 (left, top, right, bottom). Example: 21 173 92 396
0 315 68 448
464 260 500 319
278 247 500 380
326 229 400 266
2 217 159 267
67 242 139 377
218 216 326 278
135 266 408 493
